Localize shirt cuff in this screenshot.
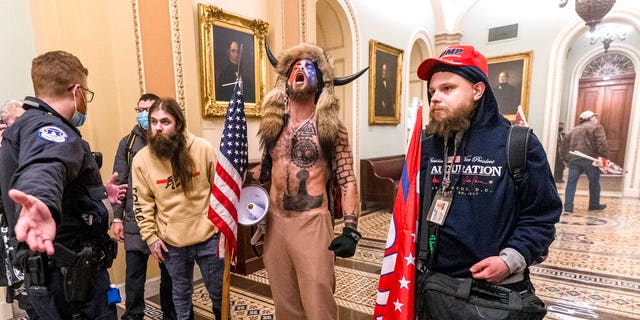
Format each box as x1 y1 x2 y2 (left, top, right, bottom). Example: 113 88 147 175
499 247 526 274
112 218 123 223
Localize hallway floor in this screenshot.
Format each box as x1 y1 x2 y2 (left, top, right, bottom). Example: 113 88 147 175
12 193 636 319
167 193 640 319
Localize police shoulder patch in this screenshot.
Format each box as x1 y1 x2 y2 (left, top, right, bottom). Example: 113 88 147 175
38 126 68 143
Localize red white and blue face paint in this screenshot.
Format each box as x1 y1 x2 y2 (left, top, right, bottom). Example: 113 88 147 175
287 59 319 91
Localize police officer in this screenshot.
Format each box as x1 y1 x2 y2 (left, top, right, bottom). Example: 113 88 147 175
0 50 125 320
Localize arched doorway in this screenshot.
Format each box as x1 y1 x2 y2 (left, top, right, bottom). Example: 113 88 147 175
405 39 429 146
316 0 356 140
576 52 635 167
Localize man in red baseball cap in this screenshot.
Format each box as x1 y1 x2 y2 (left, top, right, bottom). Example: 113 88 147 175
414 45 561 319
417 45 489 80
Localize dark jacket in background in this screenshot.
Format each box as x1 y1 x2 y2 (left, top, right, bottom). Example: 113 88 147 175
561 121 608 162
112 124 149 253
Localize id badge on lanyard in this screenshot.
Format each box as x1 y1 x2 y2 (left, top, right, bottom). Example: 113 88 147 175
426 132 463 226
426 192 452 225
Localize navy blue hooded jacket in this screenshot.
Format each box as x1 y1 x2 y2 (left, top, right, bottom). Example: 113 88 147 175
419 66 562 278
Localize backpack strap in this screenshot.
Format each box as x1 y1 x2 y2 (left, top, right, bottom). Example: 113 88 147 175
507 126 532 187
125 132 137 166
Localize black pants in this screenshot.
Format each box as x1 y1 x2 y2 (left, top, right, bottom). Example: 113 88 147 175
554 152 565 181
123 250 176 320
25 266 116 320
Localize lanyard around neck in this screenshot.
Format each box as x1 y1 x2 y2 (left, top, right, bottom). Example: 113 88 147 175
441 131 464 192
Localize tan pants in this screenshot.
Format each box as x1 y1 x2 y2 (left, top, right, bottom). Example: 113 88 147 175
263 211 337 320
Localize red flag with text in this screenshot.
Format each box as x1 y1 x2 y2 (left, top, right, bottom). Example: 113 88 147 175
374 106 422 320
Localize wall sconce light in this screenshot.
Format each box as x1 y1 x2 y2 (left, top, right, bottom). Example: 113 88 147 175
560 0 616 32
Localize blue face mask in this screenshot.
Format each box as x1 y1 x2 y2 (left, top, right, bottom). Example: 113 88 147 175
71 92 86 127
137 110 149 130
71 111 86 127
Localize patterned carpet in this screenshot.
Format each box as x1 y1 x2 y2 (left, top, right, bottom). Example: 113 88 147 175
226 196 640 320
139 286 276 319
12 195 636 319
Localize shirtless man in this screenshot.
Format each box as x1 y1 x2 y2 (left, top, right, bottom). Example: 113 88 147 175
253 43 367 320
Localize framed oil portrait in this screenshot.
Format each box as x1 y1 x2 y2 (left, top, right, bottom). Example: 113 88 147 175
197 4 269 117
368 40 403 125
487 51 533 121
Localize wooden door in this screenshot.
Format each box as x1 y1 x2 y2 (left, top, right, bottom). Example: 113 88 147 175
576 74 634 166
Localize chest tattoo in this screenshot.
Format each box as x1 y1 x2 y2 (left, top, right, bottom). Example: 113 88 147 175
290 121 319 169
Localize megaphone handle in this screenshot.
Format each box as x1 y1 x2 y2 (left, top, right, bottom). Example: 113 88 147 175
248 202 265 220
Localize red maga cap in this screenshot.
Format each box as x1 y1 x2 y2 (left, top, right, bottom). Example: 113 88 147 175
417 45 488 80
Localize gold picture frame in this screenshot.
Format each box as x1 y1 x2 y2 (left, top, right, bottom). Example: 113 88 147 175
368 40 403 125
197 4 269 117
487 51 533 121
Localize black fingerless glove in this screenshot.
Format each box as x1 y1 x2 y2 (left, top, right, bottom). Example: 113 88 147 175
328 227 361 258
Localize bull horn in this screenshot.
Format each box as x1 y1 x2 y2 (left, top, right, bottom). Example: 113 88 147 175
333 67 369 86
265 38 278 68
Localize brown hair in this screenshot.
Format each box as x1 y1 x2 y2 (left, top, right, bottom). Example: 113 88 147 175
31 51 88 98
149 98 196 195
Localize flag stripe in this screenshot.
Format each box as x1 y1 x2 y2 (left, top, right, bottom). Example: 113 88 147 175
215 156 242 197
213 165 240 215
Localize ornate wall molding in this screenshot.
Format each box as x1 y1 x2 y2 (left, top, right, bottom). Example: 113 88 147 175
132 0 145 96
434 32 463 46
169 0 186 110
301 0 307 41
583 53 635 77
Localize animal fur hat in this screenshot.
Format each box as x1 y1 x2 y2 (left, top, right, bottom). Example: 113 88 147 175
258 43 341 156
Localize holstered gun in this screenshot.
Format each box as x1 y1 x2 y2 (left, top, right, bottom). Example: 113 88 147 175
59 238 117 302
58 245 93 302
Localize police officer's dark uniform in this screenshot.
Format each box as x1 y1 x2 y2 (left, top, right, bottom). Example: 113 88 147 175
0 97 117 319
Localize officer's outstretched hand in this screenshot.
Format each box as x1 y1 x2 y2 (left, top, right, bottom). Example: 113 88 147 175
149 239 168 263
106 172 127 205
9 189 56 255
328 227 361 258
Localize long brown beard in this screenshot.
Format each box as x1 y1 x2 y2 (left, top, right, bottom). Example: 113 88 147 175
426 101 475 138
149 132 180 160
148 131 196 195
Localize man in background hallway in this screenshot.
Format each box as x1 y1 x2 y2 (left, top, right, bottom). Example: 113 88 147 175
561 110 608 213
555 122 566 183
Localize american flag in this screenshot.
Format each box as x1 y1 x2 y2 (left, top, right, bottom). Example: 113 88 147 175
208 83 248 261
374 106 422 320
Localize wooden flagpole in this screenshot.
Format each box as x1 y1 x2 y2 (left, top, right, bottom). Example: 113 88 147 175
221 244 231 320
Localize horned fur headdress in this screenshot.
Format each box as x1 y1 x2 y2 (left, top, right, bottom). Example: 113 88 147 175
258 42 367 156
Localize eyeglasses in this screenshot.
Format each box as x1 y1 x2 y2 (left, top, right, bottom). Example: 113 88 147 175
134 106 150 113
67 84 95 103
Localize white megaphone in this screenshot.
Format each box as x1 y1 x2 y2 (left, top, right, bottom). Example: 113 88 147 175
238 185 269 226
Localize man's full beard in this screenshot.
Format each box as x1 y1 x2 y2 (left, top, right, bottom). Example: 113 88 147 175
288 84 316 102
426 101 475 138
149 132 181 160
